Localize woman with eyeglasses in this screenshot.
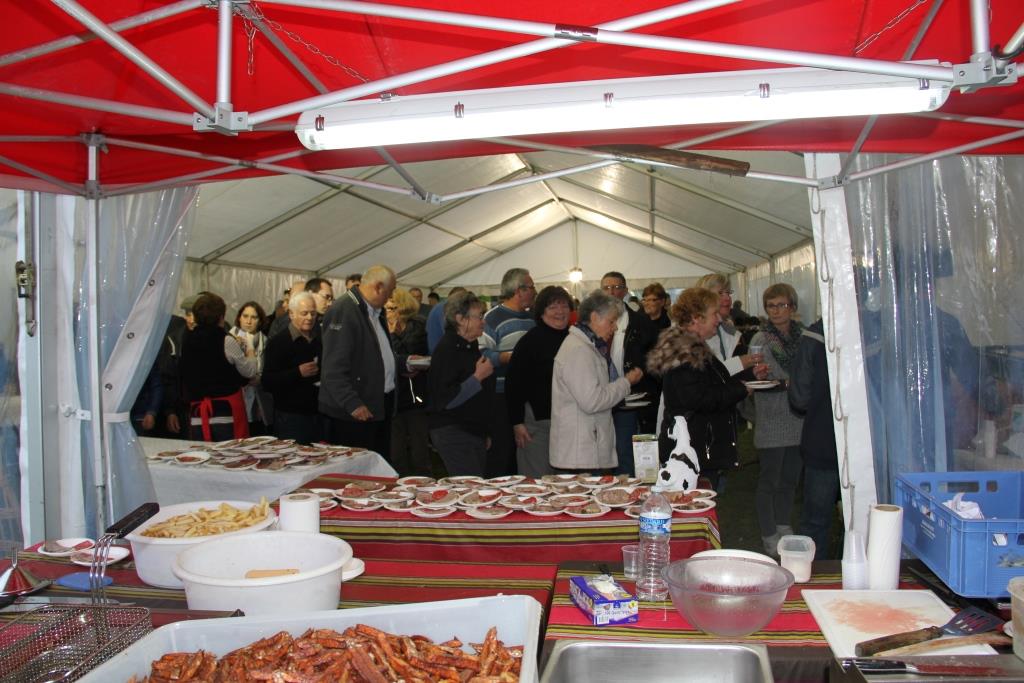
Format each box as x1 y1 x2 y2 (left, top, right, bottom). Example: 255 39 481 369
750 283 805 557
428 291 495 477
695 273 763 375
386 287 431 477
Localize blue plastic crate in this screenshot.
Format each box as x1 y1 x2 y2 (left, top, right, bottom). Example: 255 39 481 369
895 471 1024 598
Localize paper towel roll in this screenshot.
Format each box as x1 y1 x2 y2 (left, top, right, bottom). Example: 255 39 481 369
278 493 320 533
867 504 903 590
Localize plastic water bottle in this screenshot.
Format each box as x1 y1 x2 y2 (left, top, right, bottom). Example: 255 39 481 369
636 490 672 601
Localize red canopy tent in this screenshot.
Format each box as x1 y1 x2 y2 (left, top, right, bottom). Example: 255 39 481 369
0 0 1022 193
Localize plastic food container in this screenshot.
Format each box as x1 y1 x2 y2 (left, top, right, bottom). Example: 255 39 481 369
777 535 815 582
172 531 351 615
77 595 543 682
126 500 276 589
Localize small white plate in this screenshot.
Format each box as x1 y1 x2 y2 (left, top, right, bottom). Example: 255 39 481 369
174 451 210 466
466 506 513 520
407 357 431 369
384 499 418 511
577 475 618 489
524 505 563 517
487 475 525 487
690 488 717 499
458 489 504 507
1004 621 1015 638
342 557 365 581
498 495 542 510
371 490 414 503
240 435 277 446
71 546 130 566
626 392 647 402
305 488 335 500
624 400 651 408
548 493 592 509
396 476 436 487
335 483 386 499
673 499 717 513
409 506 456 518
565 503 611 518
507 484 550 497
745 380 780 390
212 438 245 449
39 538 95 557
319 499 338 512
438 475 485 486
340 500 383 512
541 474 579 484
624 505 642 519
594 487 638 508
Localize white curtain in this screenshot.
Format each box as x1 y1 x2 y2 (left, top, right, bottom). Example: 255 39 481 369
49 188 197 536
0 191 20 553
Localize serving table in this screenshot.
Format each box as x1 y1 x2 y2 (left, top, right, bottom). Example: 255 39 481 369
307 474 720 565
140 436 397 505
542 561 948 683
0 547 557 635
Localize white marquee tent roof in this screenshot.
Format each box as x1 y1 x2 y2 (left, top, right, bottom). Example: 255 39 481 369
185 148 812 296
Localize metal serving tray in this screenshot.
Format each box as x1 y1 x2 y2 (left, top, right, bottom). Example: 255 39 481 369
541 640 774 682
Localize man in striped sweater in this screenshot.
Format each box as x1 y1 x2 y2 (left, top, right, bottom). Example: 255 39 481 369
481 267 537 477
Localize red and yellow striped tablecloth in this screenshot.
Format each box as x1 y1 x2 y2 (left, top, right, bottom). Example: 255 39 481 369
306 473 721 565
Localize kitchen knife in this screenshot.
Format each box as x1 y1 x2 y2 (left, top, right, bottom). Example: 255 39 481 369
843 658 1011 676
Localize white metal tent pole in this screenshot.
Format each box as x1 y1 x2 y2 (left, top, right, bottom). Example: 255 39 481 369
438 160 615 202
84 140 109 530
913 111 1024 128
216 0 232 105
50 0 215 118
264 0 953 83
0 83 193 126
250 0 741 124
846 128 1024 182
970 0 990 56
0 0 203 68
805 152 877 535
0 155 84 195
102 137 417 196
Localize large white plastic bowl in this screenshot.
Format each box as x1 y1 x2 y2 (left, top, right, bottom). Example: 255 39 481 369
172 531 351 615
126 500 276 588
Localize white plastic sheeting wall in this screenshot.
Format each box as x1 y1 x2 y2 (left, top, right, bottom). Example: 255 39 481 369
844 155 1024 501
0 191 20 553
736 242 818 323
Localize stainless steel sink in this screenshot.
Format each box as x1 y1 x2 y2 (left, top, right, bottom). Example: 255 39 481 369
541 640 774 682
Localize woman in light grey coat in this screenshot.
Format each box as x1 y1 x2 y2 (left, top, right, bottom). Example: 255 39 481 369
549 290 643 471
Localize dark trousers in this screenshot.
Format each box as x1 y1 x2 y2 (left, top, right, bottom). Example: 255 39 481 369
486 393 516 477
430 424 487 477
391 409 432 477
800 465 841 560
326 391 394 458
612 409 640 477
274 410 323 445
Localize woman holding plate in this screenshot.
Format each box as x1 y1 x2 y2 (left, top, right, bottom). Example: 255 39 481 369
749 283 805 557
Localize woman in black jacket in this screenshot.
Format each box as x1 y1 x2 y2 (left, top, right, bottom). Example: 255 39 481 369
387 287 431 477
427 291 495 477
646 287 754 489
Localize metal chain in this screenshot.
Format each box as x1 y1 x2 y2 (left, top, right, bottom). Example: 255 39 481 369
854 0 927 54
240 1 370 83
240 10 258 76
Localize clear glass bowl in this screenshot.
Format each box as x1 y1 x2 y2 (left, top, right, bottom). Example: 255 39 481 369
661 557 795 637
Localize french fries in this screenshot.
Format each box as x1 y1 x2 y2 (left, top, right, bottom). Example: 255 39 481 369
136 624 522 682
139 499 269 538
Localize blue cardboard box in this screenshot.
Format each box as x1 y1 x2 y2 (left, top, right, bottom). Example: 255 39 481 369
569 575 639 626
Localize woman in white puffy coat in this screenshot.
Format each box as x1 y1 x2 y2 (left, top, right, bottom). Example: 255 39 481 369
549 290 643 471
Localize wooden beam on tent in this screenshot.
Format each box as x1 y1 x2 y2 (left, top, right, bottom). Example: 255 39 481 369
425 219 573 288
539 169 772 259
398 199 557 278
315 166 532 275
558 198 743 272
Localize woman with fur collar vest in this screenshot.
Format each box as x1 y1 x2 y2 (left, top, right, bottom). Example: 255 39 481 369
647 288 755 489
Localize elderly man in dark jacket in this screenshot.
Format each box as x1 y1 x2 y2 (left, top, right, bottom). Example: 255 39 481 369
319 265 410 457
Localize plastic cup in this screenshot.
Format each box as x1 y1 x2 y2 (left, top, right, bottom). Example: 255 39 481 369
777 535 815 583
841 530 869 590
749 344 764 362
622 544 639 581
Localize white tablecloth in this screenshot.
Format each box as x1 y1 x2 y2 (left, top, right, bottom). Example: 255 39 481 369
140 437 397 505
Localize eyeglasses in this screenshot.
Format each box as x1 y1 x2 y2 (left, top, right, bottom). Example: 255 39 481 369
765 302 792 310
463 313 485 320
519 284 536 291
719 290 734 296
602 284 627 292
385 306 398 312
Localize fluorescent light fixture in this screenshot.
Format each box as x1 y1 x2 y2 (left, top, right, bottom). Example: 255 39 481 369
568 267 584 283
296 62 950 151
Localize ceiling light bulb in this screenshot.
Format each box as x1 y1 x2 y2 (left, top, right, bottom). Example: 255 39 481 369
569 268 584 283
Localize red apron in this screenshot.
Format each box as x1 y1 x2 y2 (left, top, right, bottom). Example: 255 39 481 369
189 389 249 442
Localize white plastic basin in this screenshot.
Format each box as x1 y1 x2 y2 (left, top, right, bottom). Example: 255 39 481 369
172 531 351 615
126 500 277 589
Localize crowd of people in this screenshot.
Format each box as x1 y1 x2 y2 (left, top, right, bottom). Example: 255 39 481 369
135 265 839 559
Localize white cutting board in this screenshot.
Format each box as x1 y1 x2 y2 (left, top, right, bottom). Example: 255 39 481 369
802 589 997 658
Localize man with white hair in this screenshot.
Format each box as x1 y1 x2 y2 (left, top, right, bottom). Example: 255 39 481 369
269 280 308 339
262 291 322 444
320 265 410 456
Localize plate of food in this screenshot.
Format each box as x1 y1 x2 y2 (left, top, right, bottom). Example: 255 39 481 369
396 476 436 487
577 475 618 489
548 493 592 509
540 474 579 484
594 487 643 508
458 489 504 507
507 483 550 497
689 488 717 499
624 505 642 519
466 506 513 520
71 545 131 566
334 482 387 499
339 499 383 512
409 506 456 518
745 380 781 390
384 499 418 512
438 475 485 487
415 488 460 508
524 503 563 517
565 502 611 518
39 537 95 556
672 498 717 513
487 475 525 487
371 490 414 503
318 499 338 512
549 483 591 495
174 451 210 466
222 457 258 470
407 356 431 369
498 495 540 510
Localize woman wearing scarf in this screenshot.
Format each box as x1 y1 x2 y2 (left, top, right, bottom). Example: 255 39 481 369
550 290 643 472
229 301 271 435
750 283 806 557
